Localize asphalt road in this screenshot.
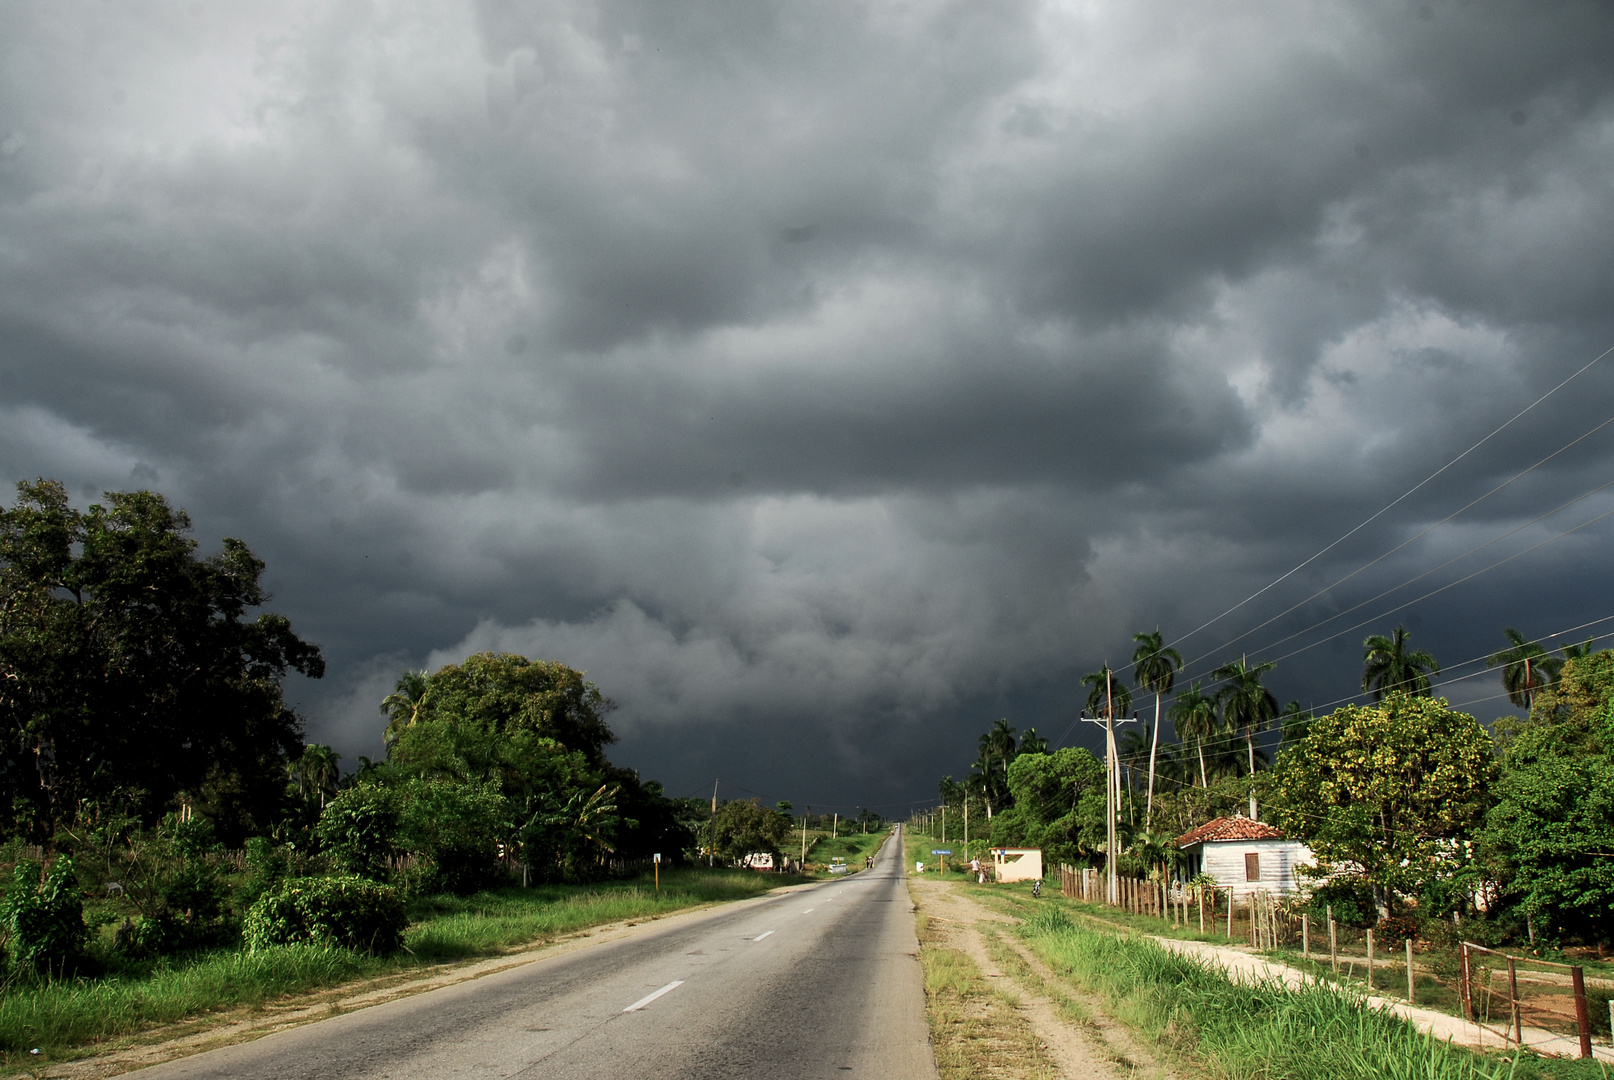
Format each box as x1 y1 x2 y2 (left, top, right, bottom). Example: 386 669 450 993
135 827 936 1080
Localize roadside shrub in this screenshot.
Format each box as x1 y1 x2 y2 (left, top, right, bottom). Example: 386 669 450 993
1376 914 1419 942
243 876 405 955
1306 877 1377 928
315 786 401 881
1 857 89 976
398 779 508 895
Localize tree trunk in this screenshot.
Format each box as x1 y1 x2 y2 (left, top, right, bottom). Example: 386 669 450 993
1246 727 1258 820
1146 692 1161 827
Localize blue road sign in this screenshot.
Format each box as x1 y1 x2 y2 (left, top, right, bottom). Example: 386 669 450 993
931 849 952 855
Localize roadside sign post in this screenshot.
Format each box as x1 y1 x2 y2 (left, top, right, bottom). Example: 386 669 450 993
653 852 661 894
931 849 952 876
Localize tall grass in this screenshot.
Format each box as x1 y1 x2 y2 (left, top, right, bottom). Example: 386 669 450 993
0 868 783 1064
1018 907 1525 1080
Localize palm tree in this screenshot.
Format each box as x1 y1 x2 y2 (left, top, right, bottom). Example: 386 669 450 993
1018 728 1049 755
1560 637 1596 663
1168 681 1217 787
1082 667 1132 720
1488 628 1553 709
289 743 342 809
1278 700 1312 751
1212 657 1278 820
380 669 431 748
1361 625 1440 700
1132 629 1183 829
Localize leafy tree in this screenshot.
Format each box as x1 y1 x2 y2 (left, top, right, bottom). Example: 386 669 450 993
1267 693 1496 917
1488 627 1553 710
386 653 615 765
1361 625 1439 701
1481 651 1614 944
1168 681 1217 787
1480 750 1614 945
0 480 323 841
987 748 1107 866
1131 629 1182 828
712 799 791 861
1212 657 1278 819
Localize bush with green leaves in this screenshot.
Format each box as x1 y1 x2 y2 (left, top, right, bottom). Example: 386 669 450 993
1 857 88 976
242 876 405 954
69 812 234 956
398 779 509 895
315 785 401 880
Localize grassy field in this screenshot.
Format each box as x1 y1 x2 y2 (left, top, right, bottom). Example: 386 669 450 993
803 828 887 870
0 868 792 1069
1011 904 1605 1080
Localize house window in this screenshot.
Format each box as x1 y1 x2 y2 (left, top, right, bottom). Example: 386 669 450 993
1245 853 1261 882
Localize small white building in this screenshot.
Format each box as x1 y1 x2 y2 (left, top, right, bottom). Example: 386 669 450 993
1175 816 1315 899
992 848 1043 883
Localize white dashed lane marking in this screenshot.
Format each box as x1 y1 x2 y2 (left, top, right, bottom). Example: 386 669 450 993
623 981 684 1012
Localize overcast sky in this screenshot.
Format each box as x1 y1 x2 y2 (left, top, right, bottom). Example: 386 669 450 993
4 1 1614 814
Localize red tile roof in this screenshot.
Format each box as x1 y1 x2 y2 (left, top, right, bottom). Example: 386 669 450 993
1175 816 1285 847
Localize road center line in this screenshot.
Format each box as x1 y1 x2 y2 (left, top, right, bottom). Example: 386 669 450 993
623 981 685 1012
752 930 775 941
802 908 814 914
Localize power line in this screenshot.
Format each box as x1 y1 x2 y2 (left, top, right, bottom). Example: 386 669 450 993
1174 411 1614 678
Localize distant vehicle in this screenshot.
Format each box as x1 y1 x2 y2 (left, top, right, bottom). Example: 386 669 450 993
741 852 776 871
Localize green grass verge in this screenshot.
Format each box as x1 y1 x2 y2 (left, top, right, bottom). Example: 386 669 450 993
1015 905 1607 1080
0 868 789 1069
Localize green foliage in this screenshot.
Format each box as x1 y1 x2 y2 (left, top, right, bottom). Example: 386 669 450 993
398 779 509 894
315 785 401 881
1 857 88 976
0 479 323 842
242 876 406 954
712 799 791 860
987 749 1107 866
1361 624 1440 701
1480 733 1614 945
1268 693 1496 914
1019 906 1518 1080
1305 876 1378 928
384 653 616 767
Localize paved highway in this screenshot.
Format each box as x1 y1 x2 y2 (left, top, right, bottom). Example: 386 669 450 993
135 827 935 1080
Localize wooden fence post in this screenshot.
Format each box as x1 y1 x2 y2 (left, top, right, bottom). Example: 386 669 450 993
1302 912 1309 959
1507 956 1520 1045
1329 916 1338 974
1226 889 1233 938
1366 929 1374 992
1460 943 1475 1022
1407 937 1415 1003
1572 965 1592 1059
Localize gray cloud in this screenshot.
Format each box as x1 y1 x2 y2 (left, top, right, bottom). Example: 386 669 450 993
4 0 1614 810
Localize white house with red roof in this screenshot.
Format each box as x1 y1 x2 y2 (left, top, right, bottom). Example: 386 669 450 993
1175 816 1316 898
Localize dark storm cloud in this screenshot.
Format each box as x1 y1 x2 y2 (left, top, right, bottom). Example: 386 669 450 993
3 0 1614 809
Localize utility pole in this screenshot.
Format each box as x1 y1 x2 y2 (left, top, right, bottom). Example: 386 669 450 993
833 812 838 839
801 805 810 870
709 779 719 867
964 795 970 864
1080 667 1137 906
